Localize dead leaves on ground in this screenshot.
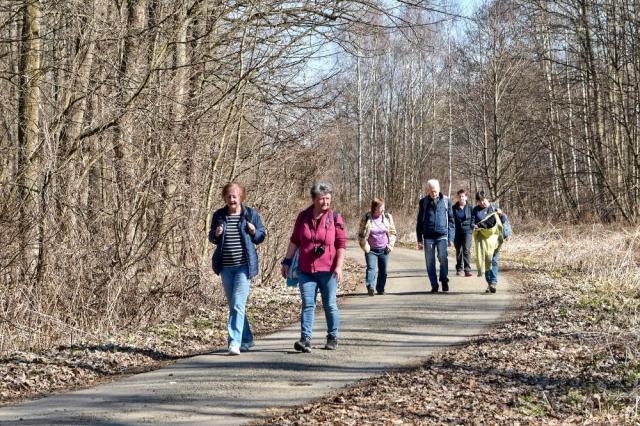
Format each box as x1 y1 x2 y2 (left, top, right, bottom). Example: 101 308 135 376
260 261 640 425
0 262 362 405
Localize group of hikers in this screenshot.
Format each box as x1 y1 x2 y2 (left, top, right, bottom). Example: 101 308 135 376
208 180 509 356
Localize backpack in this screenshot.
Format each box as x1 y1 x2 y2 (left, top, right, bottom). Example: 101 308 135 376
490 203 512 240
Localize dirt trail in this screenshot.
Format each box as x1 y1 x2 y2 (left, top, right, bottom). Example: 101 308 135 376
0 246 512 425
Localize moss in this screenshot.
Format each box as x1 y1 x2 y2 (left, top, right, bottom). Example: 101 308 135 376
517 394 547 417
191 318 213 329
565 388 587 407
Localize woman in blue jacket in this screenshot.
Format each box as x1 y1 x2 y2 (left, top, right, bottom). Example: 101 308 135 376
209 182 266 355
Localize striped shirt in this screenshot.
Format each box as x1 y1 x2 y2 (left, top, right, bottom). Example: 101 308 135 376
222 214 247 267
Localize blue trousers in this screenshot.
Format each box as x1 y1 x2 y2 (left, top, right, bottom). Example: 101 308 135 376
365 249 389 293
220 265 253 347
298 271 339 340
423 238 449 289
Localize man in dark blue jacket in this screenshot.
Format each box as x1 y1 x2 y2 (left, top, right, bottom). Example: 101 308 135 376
453 189 474 277
416 179 455 292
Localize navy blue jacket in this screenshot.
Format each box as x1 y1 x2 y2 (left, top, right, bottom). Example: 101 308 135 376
416 193 455 242
453 201 473 233
209 205 266 278
472 205 497 229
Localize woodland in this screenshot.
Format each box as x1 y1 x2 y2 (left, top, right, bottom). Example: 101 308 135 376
1 0 640 419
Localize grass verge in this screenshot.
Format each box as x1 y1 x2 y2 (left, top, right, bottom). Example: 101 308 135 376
0 261 363 405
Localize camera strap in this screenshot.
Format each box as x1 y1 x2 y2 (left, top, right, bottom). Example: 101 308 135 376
310 209 332 248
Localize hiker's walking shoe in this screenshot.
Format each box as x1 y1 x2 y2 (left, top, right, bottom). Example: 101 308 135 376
367 287 374 296
456 271 462 276
485 285 491 293
465 272 473 277
294 338 312 353
430 287 439 293
489 284 497 293
227 345 240 356
240 341 255 353
442 282 449 292
325 337 338 350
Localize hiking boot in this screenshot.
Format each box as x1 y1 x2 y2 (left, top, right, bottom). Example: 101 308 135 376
377 291 385 295
227 345 240 356
325 336 338 350
430 287 439 293
294 338 312 353
465 272 473 277
489 284 497 293
240 341 255 353
367 287 374 296
456 271 462 276
442 282 449 292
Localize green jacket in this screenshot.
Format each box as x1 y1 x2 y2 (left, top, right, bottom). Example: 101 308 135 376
473 212 504 276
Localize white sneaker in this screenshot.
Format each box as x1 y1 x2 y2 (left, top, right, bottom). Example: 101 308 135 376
240 341 255 353
227 345 240 356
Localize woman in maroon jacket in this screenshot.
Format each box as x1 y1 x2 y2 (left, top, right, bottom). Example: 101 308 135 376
280 182 347 353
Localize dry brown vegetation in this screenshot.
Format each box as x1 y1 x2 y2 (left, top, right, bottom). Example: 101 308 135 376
0 260 362 404
259 225 640 424
2 0 640 417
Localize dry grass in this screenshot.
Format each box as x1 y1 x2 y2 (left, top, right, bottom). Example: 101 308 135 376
260 223 640 425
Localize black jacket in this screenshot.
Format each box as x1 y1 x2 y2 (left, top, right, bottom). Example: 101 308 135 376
452 202 473 233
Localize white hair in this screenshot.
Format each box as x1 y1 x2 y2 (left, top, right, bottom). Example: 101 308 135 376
426 179 440 191
310 182 332 198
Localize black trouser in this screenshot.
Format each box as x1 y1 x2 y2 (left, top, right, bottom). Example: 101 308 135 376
454 230 472 273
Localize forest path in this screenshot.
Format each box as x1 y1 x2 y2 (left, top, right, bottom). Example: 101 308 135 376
0 245 513 425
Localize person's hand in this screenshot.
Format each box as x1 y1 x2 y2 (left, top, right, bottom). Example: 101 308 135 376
448 240 453 247
472 224 478 229
417 242 424 250
384 245 391 254
246 222 256 236
334 266 343 282
496 208 503 215
215 225 223 237
280 264 289 279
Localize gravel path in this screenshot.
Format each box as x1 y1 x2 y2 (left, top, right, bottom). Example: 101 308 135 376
0 246 512 425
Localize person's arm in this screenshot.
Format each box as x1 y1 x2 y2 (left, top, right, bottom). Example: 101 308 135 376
357 214 368 251
247 209 266 244
281 211 305 278
470 207 475 224
416 199 424 249
208 211 223 244
387 213 397 249
333 214 347 282
447 199 455 245
280 241 299 278
333 248 346 282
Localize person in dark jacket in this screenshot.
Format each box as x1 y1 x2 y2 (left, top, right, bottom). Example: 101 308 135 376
209 182 266 355
416 179 455 293
453 189 473 277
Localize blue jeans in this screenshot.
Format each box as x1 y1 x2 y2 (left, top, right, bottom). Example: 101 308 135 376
485 251 500 285
423 238 449 289
298 272 339 340
220 265 253 347
365 249 389 293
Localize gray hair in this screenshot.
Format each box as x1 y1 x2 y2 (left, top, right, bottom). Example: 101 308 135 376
310 182 332 199
426 179 440 191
